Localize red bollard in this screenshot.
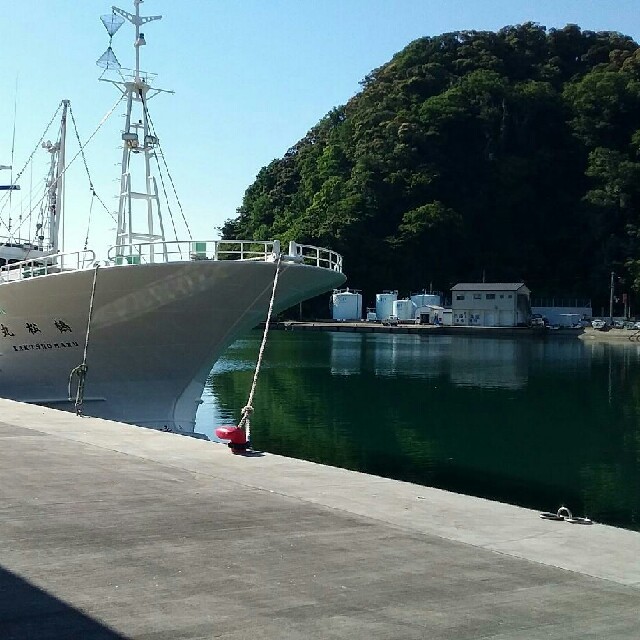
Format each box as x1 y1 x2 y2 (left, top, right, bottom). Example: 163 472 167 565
215 426 248 454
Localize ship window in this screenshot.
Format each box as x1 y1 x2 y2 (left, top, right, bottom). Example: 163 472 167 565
473 294 481 300
486 293 496 300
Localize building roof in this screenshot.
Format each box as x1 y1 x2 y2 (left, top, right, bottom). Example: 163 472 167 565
451 282 527 291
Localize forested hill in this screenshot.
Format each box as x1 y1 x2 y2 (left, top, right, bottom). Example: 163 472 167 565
222 24 640 309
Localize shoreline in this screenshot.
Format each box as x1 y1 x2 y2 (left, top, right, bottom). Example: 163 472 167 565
578 326 640 341
269 321 640 342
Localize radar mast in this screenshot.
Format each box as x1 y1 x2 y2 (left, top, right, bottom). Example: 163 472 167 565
97 0 173 262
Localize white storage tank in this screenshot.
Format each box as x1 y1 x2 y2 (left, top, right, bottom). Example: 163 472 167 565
411 292 442 308
375 291 398 320
393 299 416 321
331 288 362 321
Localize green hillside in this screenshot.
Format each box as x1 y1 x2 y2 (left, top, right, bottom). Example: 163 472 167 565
222 24 640 311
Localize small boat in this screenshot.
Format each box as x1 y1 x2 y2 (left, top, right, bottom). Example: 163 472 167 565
0 2 346 435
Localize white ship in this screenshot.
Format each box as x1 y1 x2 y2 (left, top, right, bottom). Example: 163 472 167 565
0 1 345 435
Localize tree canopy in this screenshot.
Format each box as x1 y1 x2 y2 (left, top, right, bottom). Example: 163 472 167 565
222 24 640 312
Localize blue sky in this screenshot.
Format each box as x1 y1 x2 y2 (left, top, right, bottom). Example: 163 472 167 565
2 0 639 256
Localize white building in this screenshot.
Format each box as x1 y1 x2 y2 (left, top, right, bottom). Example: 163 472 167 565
451 283 531 327
415 305 451 325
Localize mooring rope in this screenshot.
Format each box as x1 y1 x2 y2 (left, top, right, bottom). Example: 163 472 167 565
237 256 283 444
68 263 100 415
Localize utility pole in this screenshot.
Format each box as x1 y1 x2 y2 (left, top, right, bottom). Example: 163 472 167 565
609 271 615 323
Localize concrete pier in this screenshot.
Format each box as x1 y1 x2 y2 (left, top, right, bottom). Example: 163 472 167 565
1 398 639 639
272 320 587 338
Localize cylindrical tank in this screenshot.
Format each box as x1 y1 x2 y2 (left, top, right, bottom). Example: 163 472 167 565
331 289 363 320
393 299 416 321
375 291 397 320
411 293 442 308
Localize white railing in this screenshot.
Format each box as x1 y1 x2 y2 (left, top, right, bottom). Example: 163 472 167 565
0 240 344 283
107 239 275 264
0 236 43 249
107 239 344 273
287 241 343 272
0 250 96 283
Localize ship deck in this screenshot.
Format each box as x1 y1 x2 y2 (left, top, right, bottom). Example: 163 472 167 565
1 398 639 639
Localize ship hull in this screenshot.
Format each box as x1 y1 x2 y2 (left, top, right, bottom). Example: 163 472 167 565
0 260 345 434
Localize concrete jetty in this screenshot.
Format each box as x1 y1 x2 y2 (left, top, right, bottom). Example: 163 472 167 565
272 320 587 338
1 398 639 639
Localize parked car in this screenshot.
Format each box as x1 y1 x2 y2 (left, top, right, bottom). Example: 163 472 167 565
382 315 399 326
529 313 548 328
591 319 609 331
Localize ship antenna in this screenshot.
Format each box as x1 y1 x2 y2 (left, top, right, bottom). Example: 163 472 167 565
112 0 161 83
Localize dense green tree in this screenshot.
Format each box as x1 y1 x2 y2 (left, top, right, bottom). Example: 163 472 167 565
223 24 640 313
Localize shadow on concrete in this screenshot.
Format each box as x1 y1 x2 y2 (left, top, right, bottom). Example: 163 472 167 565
0 565 128 639
241 449 266 457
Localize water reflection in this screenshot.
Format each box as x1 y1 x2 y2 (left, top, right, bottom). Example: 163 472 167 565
198 331 640 530
332 333 527 388
330 333 364 376
448 337 527 389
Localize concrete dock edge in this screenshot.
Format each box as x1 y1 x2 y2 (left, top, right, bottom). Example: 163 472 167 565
1 399 639 639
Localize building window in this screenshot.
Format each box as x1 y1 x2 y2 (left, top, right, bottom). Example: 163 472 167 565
499 294 504 299
508 294 512 298
473 293 481 300
486 293 495 300
456 295 465 300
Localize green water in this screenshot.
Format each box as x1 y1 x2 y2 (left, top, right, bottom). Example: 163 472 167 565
196 331 640 530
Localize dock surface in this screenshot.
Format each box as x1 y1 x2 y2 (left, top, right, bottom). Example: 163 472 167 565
1 398 639 639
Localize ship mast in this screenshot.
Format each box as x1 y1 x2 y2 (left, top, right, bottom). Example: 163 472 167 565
42 99 69 254
98 0 171 262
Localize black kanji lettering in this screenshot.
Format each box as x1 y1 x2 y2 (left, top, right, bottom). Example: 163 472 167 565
1 324 14 337
54 319 72 333
25 323 41 335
